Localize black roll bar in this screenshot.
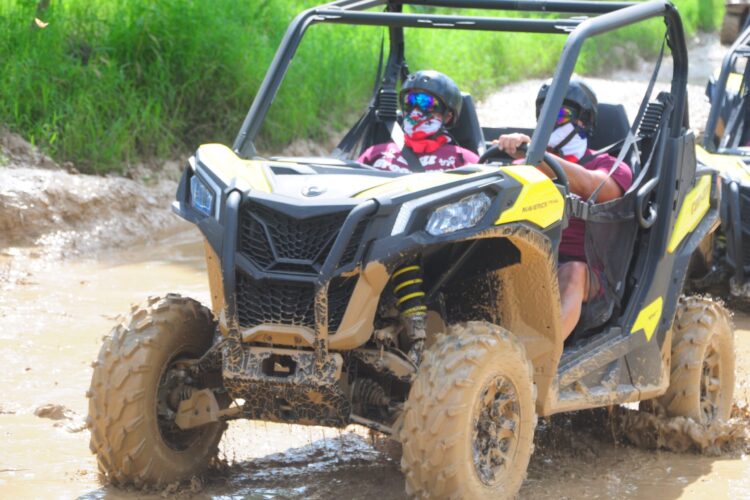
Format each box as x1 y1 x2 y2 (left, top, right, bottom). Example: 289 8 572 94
526 0 687 164
398 0 634 14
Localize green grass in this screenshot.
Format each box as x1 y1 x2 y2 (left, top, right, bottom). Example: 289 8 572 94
0 0 724 173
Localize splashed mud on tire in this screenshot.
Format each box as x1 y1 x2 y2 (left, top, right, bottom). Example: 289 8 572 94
615 404 750 454
534 404 750 458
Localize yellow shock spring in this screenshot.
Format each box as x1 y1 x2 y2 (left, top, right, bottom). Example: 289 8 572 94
392 264 427 317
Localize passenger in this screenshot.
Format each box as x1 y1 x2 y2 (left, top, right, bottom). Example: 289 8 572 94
358 70 479 172
496 78 633 340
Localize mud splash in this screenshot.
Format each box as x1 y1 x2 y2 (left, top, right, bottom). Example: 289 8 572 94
534 404 750 457
615 404 750 454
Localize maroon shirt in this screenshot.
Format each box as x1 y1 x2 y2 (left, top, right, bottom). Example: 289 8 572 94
559 150 633 261
358 142 479 173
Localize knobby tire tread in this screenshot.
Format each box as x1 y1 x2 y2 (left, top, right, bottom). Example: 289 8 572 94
400 321 536 500
86 294 225 488
657 295 735 422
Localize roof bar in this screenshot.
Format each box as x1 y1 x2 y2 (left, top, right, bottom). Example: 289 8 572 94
395 0 636 14
314 10 581 33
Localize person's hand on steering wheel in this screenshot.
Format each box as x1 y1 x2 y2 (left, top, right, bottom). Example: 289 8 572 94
479 133 531 164
494 133 531 159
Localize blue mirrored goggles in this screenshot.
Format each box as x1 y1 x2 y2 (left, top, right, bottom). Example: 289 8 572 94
403 91 445 114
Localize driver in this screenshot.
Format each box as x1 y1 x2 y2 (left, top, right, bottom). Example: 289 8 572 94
496 78 633 340
358 70 479 171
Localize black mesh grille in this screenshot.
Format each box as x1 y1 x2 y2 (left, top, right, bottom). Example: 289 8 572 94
741 189 750 267
236 274 316 329
236 274 357 334
329 277 357 333
740 189 750 221
238 210 275 269
238 202 352 273
340 218 369 265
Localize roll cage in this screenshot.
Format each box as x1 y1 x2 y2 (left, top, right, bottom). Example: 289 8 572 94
233 0 688 166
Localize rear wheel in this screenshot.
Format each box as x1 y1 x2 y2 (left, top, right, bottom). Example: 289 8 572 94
400 321 536 499
657 296 735 423
87 294 226 487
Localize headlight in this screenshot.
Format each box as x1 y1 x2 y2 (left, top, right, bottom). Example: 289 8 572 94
190 175 214 216
426 192 492 236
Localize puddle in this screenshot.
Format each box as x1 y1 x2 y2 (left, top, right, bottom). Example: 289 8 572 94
1 225 749 499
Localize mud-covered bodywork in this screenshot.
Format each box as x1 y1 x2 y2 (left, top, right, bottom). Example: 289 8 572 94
174 143 568 423
170 0 718 429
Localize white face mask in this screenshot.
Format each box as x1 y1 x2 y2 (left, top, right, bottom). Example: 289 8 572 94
548 122 588 161
403 108 443 138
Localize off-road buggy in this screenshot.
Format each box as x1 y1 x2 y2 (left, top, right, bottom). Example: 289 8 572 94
87 0 735 497
694 24 750 305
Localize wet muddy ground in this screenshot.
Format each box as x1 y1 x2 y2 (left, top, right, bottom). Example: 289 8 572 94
2 228 750 499
2 32 749 500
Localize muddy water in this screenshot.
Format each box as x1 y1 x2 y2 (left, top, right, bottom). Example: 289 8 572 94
1 225 750 499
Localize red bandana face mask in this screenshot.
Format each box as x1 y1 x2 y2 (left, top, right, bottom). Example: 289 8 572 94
403 108 447 153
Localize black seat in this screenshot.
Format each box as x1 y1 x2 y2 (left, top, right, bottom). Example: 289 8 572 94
450 93 486 155
589 103 630 152
589 103 640 175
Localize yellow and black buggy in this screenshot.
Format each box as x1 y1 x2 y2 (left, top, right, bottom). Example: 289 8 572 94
87 0 735 497
694 24 750 308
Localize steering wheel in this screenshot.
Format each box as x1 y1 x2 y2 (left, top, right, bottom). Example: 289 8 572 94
479 143 569 191
478 144 517 165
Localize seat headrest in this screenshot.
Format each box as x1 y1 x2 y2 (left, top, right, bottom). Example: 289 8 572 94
589 103 630 151
450 93 485 155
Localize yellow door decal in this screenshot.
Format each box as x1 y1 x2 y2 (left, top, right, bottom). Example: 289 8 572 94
495 166 564 229
667 175 711 254
631 296 663 342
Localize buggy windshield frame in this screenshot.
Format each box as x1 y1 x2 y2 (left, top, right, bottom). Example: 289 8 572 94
233 0 687 166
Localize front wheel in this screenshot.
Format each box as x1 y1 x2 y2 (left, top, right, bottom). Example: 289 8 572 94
400 321 536 499
656 296 735 423
87 294 226 487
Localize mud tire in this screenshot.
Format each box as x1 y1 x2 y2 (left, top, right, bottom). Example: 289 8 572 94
657 296 735 423
86 294 226 488
400 321 536 499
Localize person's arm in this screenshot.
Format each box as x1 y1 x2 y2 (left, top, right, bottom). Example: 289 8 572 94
495 133 624 202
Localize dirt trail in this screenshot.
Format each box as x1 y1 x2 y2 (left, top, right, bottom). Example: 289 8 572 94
1 229 750 499
3 32 750 500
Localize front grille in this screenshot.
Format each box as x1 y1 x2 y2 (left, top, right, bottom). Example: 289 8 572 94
329 276 357 333
237 274 316 329
236 273 356 334
239 202 363 274
740 188 750 221
340 218 369 265
740 189 750 267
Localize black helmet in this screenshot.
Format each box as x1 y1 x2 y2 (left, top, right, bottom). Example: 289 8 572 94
535 78 598 136
400 70 463 127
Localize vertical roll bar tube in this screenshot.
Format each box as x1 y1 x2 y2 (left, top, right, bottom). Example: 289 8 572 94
526 0 687 166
